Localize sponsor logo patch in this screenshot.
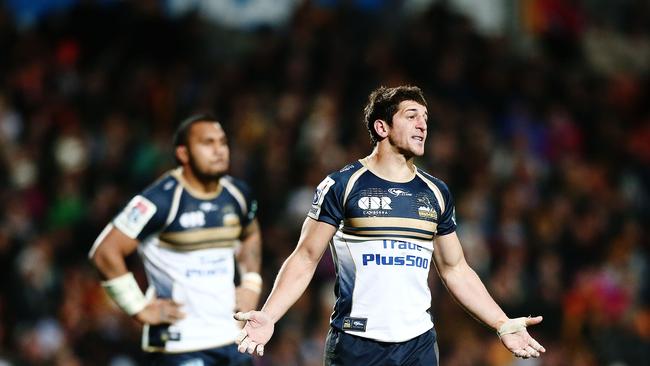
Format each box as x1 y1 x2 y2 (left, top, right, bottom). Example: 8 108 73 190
342 317 367 332
388 188 412 197
179 211 206 228
199 202 218 212
339 164 355 172
309 176 335 219
357 197 392 210
358 196 392 216
114 195 157 238
160 330 181 342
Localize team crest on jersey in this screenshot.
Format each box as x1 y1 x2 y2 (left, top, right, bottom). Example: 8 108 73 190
223 212 240 226
417 196 437 220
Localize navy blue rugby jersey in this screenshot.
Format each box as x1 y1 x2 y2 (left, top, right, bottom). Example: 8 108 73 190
107 168 257 352
308 158 456 342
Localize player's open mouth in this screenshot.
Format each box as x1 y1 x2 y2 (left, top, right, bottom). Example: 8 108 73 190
412 136 424 142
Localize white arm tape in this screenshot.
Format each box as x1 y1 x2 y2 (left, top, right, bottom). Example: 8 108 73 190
101 272 148 315
241 272 263 294
497 317 528 337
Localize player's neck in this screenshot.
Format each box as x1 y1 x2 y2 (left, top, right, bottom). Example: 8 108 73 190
181 167 221 194
364 146 416 183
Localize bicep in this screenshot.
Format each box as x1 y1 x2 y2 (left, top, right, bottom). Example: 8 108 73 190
90 225 140 278
237 219 262 272
240 219 262 248
432 232 466 274
294 217 337 263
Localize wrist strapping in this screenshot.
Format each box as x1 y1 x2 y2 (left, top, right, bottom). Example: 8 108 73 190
497 317 528 337
101 272 148 315
241 272 263 294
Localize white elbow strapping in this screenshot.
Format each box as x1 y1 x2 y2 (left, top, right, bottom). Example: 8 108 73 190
497 317 528 337
101 272 148 315
241 272 263 294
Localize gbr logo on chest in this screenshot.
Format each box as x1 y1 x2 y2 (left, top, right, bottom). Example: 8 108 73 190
179 210 206 228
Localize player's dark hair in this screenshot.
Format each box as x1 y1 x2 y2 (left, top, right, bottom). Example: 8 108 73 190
363 85 427 145
173 113 219 147
172 113 220 165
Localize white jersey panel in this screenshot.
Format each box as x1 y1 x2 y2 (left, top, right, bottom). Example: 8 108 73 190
332 232 434 342
139 237 240 352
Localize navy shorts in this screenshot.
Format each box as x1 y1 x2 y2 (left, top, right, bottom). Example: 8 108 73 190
324 327 439 366
145 344 252 366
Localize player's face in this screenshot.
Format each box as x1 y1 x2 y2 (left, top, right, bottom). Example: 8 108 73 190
186 121 230 179
388 100 428 157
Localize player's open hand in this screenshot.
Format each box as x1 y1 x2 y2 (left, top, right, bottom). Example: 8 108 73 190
233 311 274 356
134 298 185 325
498 316 546 359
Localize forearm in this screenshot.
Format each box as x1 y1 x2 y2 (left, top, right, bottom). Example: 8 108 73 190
92 246 129 279
239 221 262 274
440 263 508 330
261 250 319 323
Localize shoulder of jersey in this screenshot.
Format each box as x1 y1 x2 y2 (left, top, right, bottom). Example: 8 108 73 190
221 174 251 192
329 161 365 182
416 167 450 192
141 171 180 202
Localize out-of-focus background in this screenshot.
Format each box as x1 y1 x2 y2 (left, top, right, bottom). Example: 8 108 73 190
0 0 648 365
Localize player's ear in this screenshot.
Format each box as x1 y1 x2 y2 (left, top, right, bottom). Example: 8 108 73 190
176 145 189 165
374 119 389 139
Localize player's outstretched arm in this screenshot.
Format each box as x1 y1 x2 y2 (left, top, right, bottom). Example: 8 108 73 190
234 218 336 356
433 232 545 359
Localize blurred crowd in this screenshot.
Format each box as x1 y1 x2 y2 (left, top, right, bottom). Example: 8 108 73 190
0 1 648 365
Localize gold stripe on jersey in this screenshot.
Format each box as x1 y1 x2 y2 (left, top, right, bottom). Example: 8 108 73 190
343 166 368 206
341 228 433 240
165 184 183 226
342 217 437 241
159 226 242 244
158 239 239 251
415 170 446 214
345 217 438 233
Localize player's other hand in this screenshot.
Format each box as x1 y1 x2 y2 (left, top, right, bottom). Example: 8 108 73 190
233 311 274 356
134 298 185 325
498 316 546 359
